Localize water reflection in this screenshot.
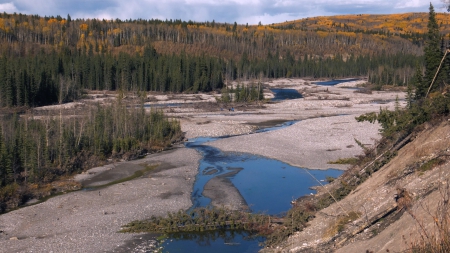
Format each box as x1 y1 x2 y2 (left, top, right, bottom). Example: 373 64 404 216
186 136 342 215
270 89 303 101
162 230 263 253
159 122 343 252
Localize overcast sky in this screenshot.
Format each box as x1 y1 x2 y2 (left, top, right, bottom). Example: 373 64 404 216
0 0 445 25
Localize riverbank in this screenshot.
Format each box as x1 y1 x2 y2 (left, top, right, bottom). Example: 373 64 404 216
178 78 402 170
209 114 379 170
0 78 405 252
0 148 200 253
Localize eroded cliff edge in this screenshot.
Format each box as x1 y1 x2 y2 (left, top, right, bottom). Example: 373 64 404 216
268 118 450 253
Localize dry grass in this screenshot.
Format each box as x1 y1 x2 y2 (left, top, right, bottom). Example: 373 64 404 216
328 157 359 165
405 183 450 253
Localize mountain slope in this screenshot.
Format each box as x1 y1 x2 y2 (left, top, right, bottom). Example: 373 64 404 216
1 12 444 60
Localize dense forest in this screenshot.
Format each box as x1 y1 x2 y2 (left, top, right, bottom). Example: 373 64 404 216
1 12 449 107
0 46 421 108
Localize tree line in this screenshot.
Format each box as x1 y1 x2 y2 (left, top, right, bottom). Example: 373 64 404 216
0 46 225 107
0 44 422 108
0 99 182 212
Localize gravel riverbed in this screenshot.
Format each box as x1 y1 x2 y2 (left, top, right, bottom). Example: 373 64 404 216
0 78 405 252
0 148 200 253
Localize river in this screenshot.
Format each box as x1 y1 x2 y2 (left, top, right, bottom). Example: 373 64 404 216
162 126 343 252
159 81 360 252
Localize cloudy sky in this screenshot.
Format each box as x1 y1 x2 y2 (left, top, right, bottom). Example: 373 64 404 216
0 0 445 25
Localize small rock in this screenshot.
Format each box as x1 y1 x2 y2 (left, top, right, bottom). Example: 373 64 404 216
9 237 18 240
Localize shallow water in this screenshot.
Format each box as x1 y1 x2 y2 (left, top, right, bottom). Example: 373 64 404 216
313 78 360 86
186 137 342 214
270 89 303 101
254 120 297 133
162 230 264 253
160 123 344 252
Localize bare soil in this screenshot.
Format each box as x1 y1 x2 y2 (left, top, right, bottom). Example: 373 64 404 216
266 119 450 253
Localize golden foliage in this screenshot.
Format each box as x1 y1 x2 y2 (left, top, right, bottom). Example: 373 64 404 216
79 23 88 31
0 11 439 60
316 31 328 38
47 18 58 25
271 12 450 36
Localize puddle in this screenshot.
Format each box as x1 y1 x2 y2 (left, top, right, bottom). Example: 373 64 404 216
270 89 303 101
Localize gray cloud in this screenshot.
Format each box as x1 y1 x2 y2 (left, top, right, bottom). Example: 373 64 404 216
0 0 443 24
0 2 17 12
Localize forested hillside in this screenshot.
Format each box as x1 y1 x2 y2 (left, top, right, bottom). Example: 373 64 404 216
1 9 449 214
0 12 447 107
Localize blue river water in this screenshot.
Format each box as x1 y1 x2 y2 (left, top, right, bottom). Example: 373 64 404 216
162 230 264 253
269 79 361 103
270 89 303 101
161 120 344 252
185 136 342 215
313 78 360 86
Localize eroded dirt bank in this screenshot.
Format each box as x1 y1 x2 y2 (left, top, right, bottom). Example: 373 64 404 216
265 120 450 253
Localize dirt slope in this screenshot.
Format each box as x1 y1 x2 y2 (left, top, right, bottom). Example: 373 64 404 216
269 119 450 253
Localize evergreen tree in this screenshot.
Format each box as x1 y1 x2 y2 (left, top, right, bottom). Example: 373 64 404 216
408 65 422 107
0 125 6 186
420 3 445 99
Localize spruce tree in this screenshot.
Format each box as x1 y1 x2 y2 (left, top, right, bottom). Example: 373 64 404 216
0 125 5 186
408 65 422 107
420 3 445 99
